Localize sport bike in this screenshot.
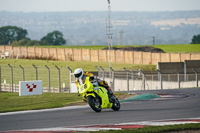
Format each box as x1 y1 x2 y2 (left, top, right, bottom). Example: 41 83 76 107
78 76 120 112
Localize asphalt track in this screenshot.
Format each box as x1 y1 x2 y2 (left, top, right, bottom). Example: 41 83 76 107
0 88 200 132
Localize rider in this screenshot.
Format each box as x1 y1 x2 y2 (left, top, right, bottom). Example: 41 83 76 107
74 68 115 102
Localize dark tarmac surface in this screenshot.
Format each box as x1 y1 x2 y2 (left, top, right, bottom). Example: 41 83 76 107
0 88 199 132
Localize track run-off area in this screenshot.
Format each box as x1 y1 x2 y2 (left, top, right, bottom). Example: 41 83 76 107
0 88 200 132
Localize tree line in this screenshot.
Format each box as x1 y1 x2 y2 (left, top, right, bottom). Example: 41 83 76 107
191 34 200 44
0 25 199 46
0 25 66 46
1 11 200 45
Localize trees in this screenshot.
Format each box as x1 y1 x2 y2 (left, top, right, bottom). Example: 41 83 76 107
0 25 66 46
0 26 28 45
41 31 66 45
191 34 200 44
11 39 41 46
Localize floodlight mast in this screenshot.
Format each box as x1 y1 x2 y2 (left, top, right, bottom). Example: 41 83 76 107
106 0 113 85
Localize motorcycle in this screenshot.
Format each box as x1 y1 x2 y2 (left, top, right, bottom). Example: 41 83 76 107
78 76 120 112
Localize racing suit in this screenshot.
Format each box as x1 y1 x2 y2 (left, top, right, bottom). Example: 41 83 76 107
75 72 114 100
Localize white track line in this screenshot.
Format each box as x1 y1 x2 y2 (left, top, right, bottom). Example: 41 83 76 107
23 127 121 132
17 117 200 132
0 105 89 116
117 121 199 126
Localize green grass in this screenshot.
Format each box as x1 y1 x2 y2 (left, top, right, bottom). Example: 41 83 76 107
0 59 154 112
34 45 107 50
94 123 200 133
153 44 200 53
0 59 156 72
0 92 83 113
0 92 127 113
0 59 155 88
32 44 200 53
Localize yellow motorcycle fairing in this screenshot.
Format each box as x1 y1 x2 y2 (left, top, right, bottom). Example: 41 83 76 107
78 77 113 109
93 86 113 109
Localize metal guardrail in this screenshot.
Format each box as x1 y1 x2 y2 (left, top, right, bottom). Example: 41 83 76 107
95 66 200 91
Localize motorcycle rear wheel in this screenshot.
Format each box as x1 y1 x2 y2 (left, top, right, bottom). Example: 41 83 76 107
87 95 102 112
111 97 120 111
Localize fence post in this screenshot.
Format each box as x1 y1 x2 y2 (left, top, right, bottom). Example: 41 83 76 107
131 70 135 91
100 66 105 80
174 69 180 89
55 65 61 93
192 69 198 88
95 66 101 77
139 69 145 90
184 61 187 81
19 65 25 81
8 64 13 92
110 67 115 91
123 68 129 91
0 66 1 92
45 65 50 92
32 64 38 80
157 69 163 90
67 66 72 93
67 66 72 73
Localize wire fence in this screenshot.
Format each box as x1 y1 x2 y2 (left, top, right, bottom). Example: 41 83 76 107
0 64 71 93
0 65 199 93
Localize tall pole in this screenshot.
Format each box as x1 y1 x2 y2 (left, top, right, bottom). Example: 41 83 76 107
107 0 113 83
152 36 155 45
119 30 124 45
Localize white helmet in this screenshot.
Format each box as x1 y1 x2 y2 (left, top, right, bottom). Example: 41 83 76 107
74 68 83 79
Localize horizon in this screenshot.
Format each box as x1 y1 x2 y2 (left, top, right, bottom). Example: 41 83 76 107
1 10 200 13
0 0 200 12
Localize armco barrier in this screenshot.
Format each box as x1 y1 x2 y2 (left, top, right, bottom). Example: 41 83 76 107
95 67 200 91
0 46 200 65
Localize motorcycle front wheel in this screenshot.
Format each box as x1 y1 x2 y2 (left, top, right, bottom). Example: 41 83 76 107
87 95 102 112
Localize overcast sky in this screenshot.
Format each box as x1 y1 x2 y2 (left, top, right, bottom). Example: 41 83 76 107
0 0 200 12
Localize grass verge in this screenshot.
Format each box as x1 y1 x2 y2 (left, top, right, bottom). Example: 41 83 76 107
0 59 156 71
153 44 200 53
33 44 200 53
0 92 129 113
0 92 82 113
94 123 200 133
0 59 155 88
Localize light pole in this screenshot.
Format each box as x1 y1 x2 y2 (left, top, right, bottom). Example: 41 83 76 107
106 0 113 83
152 36 155 45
